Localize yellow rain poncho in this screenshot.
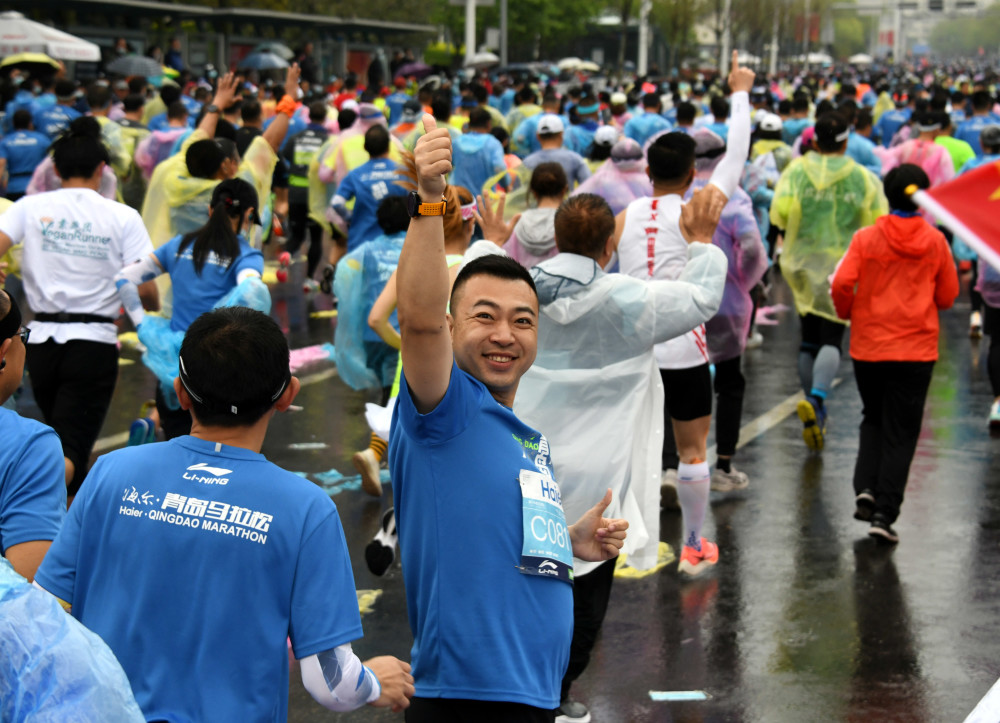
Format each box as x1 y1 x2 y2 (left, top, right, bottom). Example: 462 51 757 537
771 153 887 322
872 91 895 125
141 129 278 249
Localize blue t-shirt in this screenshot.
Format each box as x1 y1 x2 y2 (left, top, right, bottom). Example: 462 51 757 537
0 130 50 194
0 409 65 555
389 362 573 709
955 114 1000 157
624 112 672 146
874 108 912 148
959 152 1000 175
154 233 264 332
32 104 81 139
337 158 408 251
385 91 412 126
522 147 591 188
782 117 812 145
35 436 363 723
450 132 507 198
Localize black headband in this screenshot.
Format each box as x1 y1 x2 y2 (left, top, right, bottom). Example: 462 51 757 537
0 292 22 343
178 354 289 416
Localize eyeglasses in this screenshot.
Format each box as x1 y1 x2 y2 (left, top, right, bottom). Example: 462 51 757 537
17 326 30 345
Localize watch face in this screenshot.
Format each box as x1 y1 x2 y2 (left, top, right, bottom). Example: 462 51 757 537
407 191 421 217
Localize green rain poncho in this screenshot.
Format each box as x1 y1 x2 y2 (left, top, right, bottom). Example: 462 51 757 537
771 153 887 322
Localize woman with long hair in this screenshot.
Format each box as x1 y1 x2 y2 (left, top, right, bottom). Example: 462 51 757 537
116 178 270 439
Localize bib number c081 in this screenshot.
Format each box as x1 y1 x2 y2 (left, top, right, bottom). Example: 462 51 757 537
517 469 573 585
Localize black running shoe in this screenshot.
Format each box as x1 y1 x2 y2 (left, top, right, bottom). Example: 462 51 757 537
868 513 899 544
365 508 398 576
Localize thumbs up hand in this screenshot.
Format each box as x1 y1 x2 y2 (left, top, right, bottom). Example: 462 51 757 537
414 113 452 200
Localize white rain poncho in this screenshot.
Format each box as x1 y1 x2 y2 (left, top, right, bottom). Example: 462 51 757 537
770 153 887 321
514 246 726 574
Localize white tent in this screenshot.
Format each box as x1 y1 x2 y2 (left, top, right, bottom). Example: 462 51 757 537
466 51 500 69
0 12 101 62
558 56 582 71
737 51 762 64
849 53 874 65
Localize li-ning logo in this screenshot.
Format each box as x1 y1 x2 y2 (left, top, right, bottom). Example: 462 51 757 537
183 462 233 485
537 560 558 576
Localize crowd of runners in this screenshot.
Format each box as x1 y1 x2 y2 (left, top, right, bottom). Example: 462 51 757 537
0 42 998 722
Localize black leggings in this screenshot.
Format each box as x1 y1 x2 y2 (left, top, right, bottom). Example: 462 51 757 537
286 202 324 278
405 698 555 723
714 356 746 458
986 304 1000 396
26 339 118 495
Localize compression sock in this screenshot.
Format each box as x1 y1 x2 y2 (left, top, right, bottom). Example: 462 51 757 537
678 460 711 551
369 433 388 463
810 345 841 401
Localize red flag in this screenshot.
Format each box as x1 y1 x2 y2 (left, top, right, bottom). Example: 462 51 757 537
912 161 1000 270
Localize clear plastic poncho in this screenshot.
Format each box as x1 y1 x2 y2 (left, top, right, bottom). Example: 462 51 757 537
141 130 277 250
514 272 664 575
332 232 405 390
570 157 653 215
0 560 145 722
770 154 887 321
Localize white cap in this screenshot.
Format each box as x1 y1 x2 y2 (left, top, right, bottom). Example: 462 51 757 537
610 91 627 105
537 114 565 134
758 113 783 132
593 125 619 146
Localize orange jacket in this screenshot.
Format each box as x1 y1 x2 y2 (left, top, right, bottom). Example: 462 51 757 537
831 214 959 361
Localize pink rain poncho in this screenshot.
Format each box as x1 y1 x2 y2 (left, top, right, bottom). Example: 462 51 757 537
685 176 767 362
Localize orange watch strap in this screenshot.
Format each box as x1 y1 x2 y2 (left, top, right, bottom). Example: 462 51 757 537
417 201 447 216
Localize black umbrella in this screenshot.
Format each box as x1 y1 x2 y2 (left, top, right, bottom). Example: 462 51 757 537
106 54 164 78
237 51 289 71
396 61 432 80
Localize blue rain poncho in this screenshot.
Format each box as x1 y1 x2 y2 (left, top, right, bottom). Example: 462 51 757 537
0 560 144 722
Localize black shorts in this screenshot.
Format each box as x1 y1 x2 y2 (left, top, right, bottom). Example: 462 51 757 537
25 339 118 495
660 363 713 421
800 313 846 351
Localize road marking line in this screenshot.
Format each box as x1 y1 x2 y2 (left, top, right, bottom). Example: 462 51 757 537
707 378 842 463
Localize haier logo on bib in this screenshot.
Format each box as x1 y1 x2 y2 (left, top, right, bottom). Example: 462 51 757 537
184 462 233 485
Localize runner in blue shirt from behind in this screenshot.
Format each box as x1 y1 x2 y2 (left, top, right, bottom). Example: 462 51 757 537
0 110 50 200
331 124 408 252
34 306 415 722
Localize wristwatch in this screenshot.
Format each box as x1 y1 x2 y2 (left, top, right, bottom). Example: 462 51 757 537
407 191 447 218
204 104 220 114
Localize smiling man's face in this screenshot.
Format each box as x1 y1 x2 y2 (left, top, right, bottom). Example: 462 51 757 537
449 273 538 408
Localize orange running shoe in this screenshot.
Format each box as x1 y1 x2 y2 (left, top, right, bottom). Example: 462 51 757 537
678 538 719 577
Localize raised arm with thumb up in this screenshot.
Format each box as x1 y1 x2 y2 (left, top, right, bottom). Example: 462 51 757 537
414 113 452 201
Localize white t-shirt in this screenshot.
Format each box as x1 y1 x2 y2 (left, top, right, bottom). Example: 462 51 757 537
0 189 153 344
618 194 709 370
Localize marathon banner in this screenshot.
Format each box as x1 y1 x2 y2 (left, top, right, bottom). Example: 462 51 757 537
912 161 1000 273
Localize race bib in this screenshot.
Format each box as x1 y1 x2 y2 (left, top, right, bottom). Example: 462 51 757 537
517 469 573 585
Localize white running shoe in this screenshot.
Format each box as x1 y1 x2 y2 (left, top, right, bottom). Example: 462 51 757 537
661 469 680 510
989 399 1000 429
353 448 383 497
971 311 984 339
711 466 750 492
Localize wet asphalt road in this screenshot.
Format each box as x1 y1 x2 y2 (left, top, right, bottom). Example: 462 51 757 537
12 260 1000 722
